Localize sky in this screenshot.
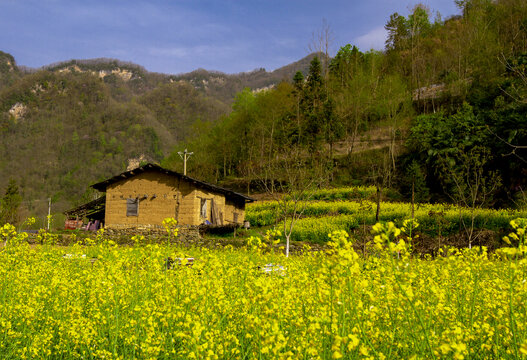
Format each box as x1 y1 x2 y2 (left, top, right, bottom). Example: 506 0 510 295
0 0 461 75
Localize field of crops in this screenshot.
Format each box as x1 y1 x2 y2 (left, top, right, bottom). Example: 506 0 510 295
1 221 527 359
246 194 527 243
284 186 401 202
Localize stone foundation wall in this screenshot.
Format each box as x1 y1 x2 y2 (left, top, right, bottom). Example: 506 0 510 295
104 226 201 244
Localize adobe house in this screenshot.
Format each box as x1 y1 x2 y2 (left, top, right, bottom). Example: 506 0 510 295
66 163 254 229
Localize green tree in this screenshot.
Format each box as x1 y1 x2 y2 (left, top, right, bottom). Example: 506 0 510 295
302 56 327 153
377 73 411 186
407 103 488 180
408 4 432 92
385 13 408 52
399 160 430 218
329 44 363 88
0 179 22 225
292 71 305 143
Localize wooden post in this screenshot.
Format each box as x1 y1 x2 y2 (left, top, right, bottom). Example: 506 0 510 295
47 198 51 231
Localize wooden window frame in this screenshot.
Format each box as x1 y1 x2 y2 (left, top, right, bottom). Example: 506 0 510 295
126 198 139 217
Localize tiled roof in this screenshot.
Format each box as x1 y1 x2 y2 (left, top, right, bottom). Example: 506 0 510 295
90 163 255 202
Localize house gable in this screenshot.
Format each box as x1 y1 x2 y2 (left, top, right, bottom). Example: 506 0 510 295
91 164 253 229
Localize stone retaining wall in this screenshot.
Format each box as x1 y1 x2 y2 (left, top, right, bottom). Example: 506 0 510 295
104 226 201 244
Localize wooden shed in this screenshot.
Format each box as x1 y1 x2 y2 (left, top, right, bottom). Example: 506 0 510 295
89 163 254 229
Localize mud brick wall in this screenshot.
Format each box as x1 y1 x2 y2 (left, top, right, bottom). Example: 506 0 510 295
225 198 246 225
103 171 246 228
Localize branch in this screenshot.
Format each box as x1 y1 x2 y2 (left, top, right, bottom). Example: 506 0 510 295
497 53 527 104
485 125 527 164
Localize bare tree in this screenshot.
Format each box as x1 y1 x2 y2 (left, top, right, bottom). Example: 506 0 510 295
368 151 393 222
377 74 411 186
308 18 334 80
258 146 328 257
440 147 501 248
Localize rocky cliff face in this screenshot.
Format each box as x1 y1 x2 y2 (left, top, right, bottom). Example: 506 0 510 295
8 102 27 120
0 51 17 73
57 64 136 81
0 51 20 90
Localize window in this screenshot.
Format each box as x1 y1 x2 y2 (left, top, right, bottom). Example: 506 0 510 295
126 198 138 216
200 198 207 218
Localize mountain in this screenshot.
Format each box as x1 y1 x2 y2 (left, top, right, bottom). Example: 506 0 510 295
168 53 318 103
0 52 314 220
0 51 21 91
22 53 317 104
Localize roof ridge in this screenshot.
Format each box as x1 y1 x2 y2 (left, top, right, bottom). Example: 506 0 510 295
91 163 255 202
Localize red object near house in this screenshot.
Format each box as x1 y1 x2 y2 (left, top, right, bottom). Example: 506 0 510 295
64 219 82 230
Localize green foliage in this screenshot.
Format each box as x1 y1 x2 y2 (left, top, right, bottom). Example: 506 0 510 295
408 104 486 160
137 82 228 142
292 71 304 87
385 13 408 51
399 160 430 203
407 4 432 38
0 51 21 91
0 179 22 225
302 56 326 151
0 64 229 218
439 146 501 206
406 104 489 194
329 44 363 87
2 0 527 216
247 197 527 238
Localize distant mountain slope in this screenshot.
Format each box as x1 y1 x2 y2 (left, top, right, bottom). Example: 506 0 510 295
169 53 317 103
0 51 21 91
0 59 228 215
0 51 313 218
17 53 316 105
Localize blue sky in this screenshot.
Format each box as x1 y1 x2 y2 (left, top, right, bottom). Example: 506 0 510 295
0 0 460 75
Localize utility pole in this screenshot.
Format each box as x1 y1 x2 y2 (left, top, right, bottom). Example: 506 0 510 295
47 198 51 231
178 149 193 176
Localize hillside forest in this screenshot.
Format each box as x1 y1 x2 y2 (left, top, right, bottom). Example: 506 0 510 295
166 0 527 209
0 0 526 225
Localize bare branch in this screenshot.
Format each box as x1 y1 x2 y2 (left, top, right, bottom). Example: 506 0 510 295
485 125 527 164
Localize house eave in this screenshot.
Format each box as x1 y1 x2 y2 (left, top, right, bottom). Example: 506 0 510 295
91 163 255 203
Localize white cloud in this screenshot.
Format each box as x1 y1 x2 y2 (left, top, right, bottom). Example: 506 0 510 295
353 26 387 52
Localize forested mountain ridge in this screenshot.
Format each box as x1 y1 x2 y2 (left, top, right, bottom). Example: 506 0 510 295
168 53 319 103
20 54 316 104
0 59 227 217
0 52 314 220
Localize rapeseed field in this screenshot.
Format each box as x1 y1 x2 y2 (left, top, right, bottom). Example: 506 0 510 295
0 221 527 359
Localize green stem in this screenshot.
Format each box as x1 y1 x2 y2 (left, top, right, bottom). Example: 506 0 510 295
389 255 436 359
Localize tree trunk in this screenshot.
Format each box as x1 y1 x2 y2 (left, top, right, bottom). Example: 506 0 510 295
411 181 415 220
223 154 227 177
376 185 382 222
